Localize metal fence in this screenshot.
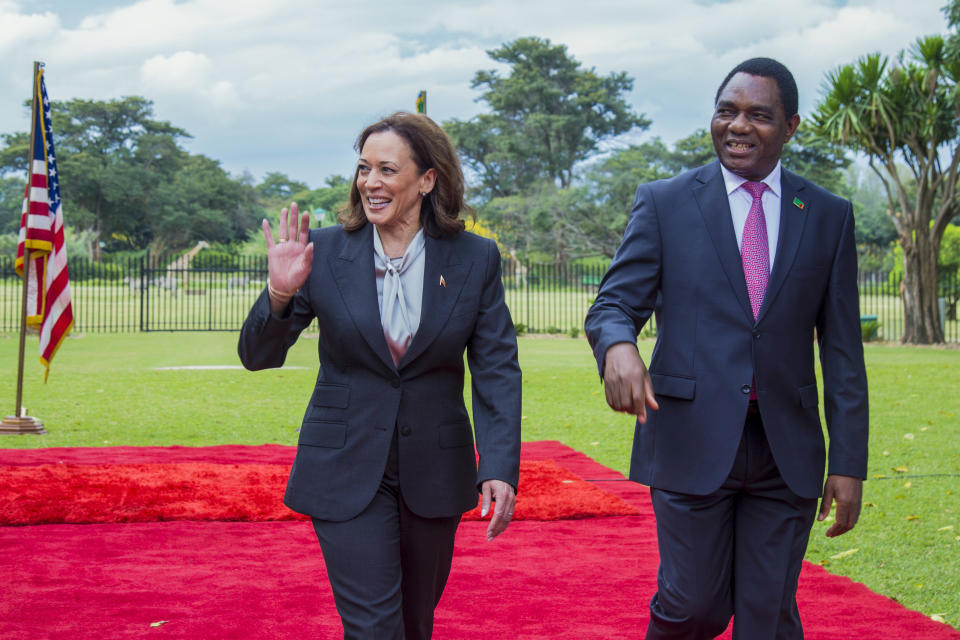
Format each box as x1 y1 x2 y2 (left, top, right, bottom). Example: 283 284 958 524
1 255 957 342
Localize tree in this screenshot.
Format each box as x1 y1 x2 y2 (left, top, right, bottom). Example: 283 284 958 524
814 31 960 343
781 125 851 196
149 154 260 254
0 175 23 236
445 37 649 199
888 223 960 320
569 139 683 258
52 96 190 254
671 129 716 170
840 165 898 271
939 223 960 319
293 175 351 226
256 172 309 201
0 96 262 258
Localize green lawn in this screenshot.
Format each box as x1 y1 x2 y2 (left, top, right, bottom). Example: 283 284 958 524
1 333 958 628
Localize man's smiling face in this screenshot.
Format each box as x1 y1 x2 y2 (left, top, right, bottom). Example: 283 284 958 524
711 72 800 181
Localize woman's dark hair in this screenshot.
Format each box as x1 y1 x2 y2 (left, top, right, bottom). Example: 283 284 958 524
339 111 473 236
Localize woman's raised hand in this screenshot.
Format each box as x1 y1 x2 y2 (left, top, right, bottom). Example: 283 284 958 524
262 202 314 310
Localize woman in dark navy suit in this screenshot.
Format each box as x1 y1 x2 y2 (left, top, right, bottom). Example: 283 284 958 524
239 112 521 640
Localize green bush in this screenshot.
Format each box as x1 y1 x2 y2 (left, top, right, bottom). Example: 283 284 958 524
567 326 580 338
861 320 881 342
513 322 527 336
69 258 126 282
193 250 239 270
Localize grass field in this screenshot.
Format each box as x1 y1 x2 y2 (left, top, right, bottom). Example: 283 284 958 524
1 332 958 628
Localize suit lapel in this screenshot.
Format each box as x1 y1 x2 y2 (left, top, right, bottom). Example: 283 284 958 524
398 233 470 368
693 162 754 323
329 224 396 372
758 170 808 322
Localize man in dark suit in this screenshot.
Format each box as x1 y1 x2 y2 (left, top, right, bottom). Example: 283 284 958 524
585 58 868 638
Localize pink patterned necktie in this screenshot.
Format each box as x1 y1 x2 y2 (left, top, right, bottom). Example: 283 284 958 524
741 181 770 320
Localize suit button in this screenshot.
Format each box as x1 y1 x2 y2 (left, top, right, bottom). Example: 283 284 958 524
752 331 760 339
391 378 400 388
399 425 412 436
740 384 751 394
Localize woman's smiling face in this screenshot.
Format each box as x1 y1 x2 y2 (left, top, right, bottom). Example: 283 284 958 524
356 130 434 233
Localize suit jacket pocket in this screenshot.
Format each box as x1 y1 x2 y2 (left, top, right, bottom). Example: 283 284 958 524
439 421 474 448
650 373 696 400
312 384 350 408
798 383 819 409
299 420 347 448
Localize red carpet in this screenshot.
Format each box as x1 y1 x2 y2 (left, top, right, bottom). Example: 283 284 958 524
1 441 956 639
0 460 637 525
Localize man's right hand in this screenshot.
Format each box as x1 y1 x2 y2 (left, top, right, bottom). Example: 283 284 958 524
602 343 659 422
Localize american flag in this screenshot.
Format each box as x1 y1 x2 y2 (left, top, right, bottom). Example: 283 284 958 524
15 66 73 381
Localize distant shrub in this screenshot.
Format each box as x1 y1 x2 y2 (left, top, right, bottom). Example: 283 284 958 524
193 250 239 269
861 320 881 342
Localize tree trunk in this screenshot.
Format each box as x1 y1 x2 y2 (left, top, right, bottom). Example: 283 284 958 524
91 225 102 263
900 229 944 344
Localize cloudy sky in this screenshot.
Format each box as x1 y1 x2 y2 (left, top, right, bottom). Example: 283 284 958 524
0 0 951 188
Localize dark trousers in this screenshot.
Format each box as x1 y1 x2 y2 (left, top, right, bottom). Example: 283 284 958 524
645 410 818 640
311 434 461 640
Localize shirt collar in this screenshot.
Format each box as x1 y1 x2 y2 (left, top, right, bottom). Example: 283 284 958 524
719 161 782 198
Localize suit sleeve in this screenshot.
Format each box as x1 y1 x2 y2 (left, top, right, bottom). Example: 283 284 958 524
237 278 316 371
817 202 869 479
468 239 522 491
585 183 662 377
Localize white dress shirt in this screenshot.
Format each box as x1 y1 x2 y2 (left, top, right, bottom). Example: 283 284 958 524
720 161 782 270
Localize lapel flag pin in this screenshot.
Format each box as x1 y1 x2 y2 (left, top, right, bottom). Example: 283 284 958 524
793 197 805 210
440 275 446 288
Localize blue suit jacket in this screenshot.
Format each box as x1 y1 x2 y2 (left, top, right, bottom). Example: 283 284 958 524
585 162 868 499
239 224 522 521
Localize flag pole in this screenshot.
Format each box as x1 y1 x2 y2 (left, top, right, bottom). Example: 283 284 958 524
2 61 46 435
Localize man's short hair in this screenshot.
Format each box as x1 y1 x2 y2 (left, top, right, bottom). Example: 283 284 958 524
715 58 798 118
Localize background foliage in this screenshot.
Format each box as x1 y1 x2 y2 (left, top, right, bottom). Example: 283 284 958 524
3 12 960 341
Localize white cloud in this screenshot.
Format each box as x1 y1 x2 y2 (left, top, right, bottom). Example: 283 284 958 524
0 0 953 184
141 51 212 90
0 2 59 57
139 51 238 118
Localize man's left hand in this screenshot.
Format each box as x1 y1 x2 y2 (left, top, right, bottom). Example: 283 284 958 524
480 479 516 542
818 474 863 537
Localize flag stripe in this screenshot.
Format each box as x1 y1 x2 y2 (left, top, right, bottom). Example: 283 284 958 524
15 66 72 381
